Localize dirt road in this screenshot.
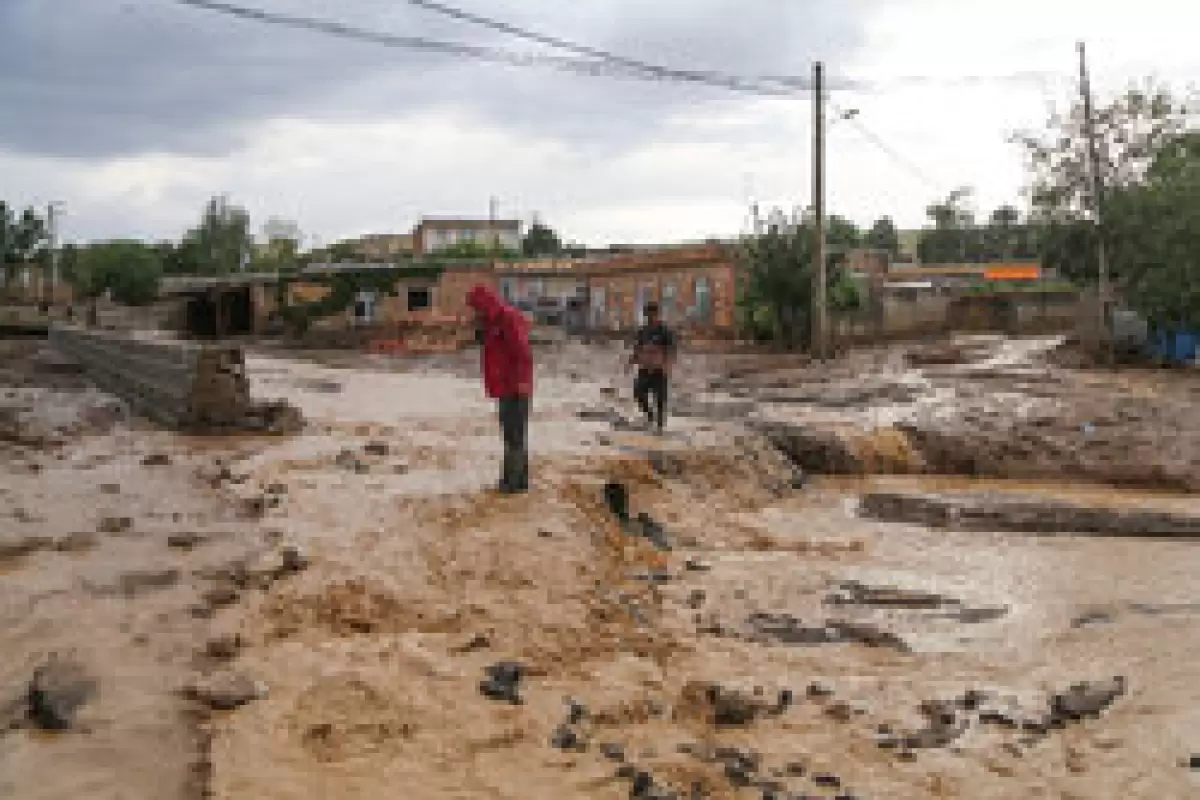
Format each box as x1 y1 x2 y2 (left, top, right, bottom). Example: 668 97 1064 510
2 335 1199 799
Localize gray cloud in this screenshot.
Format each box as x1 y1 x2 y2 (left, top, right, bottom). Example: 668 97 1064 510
1 0 876 160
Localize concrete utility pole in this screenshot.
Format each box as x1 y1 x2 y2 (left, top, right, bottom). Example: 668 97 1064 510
1077 41 1111 361
488 195 499 271
812 60 828 360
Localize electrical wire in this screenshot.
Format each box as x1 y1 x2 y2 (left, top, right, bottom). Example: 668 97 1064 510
173 0 796 96
830 100 944 192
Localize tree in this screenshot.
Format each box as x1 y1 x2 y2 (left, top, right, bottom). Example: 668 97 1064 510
181 196 252 276
1013 81 1194 285
1105 132 1200 328
738 211 814 348
1 203 50 298
521 221 562 257
919 188 976 263
984 205 1022 261
737 208 862 349
73 241 164 305
864 217 900 258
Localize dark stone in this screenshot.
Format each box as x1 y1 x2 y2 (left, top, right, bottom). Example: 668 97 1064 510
53 531 98 553
774 689 794 714
115 568 181 597
601 742 626 761
279 545 309 575
141 453 171 466
783 761 806 777
363 440 389 456
685 590 707 609
565 697 587 725
1048 677 1126 723
27 657 95 731
1187 754 1200 770
684 559 712 572
167 532 209 550
204 635 242 662
707 685 760 727
958 689 990 710
812 773 841 788
806 683 834 699
184 671 263 711
479 662 524 705
201 586 240 610
604 482 630 521
550 723 585 751
97 516 132 534
630 770 654 797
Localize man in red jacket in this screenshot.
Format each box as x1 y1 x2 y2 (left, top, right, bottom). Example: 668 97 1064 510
466 284 534 494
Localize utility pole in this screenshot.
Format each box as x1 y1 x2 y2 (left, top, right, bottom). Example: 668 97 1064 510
45 203 58 309
812 61 828 360
488 195 498 271
1077 41 1111 361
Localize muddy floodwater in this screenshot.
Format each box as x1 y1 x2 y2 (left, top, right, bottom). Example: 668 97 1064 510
2 335 1199 799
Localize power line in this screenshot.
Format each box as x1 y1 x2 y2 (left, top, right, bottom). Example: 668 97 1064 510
403 0 816 93
830 100 943 192
173 0 795 96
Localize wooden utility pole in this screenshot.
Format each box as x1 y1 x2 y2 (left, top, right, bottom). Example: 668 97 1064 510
1077 41 1111 360
812 61 828 360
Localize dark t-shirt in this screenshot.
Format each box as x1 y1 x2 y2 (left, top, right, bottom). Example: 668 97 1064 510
633 322 677 371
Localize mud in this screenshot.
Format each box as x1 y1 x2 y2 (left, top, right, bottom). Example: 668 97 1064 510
2 334 1200 798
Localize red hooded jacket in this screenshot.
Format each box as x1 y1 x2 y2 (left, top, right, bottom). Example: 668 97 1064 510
466 284 533 399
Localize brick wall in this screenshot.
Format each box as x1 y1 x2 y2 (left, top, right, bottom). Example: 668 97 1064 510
48 324 302 432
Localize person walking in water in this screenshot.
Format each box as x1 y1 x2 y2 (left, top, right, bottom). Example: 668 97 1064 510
466 284 534 494
626 301 677 433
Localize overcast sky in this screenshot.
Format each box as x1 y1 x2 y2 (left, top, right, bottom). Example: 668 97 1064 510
2 0 1197 247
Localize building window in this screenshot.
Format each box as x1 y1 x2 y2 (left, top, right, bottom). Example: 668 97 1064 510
499 279 515 302
662 281 677 322
354 290 377 324
407 287 432 311
694 277 711 323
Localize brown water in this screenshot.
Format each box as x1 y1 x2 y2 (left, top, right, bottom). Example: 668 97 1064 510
3 338 1199 798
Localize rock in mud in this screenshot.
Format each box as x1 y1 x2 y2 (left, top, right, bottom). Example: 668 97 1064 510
97 516 133 534
53 531 98 553
184 671 265 711
167 531 210 551
479 662 524 705
141 453 171 466
1048 677 1126 725
27 656 96 731
111 568 181 597
0 532 52 561
362 440 389 456
203 634 243 662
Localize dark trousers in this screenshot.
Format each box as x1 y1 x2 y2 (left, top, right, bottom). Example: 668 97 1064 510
497 395 530 492
633 368 668 429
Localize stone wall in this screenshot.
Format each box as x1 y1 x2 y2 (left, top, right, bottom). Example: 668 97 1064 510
47 324 301 433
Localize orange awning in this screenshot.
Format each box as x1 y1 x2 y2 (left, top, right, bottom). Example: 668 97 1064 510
984 264 1041 280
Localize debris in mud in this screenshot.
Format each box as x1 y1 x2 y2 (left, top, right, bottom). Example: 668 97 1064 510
202 634 243 663
479 661 525 705
53 531 98 553
602 481 673 551
167 531 211 551
27 655 96 731
826 580 1009 625
878 699 968 752
0 532 53 561
141 452 171 466
184 670 266 712
860 490 1200 537
89 567 181 598
362 440 389 456
676 681 778 728
743 613 912 653
97 516 133 534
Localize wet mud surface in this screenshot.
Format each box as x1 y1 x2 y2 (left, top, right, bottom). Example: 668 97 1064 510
2 335 1199 798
